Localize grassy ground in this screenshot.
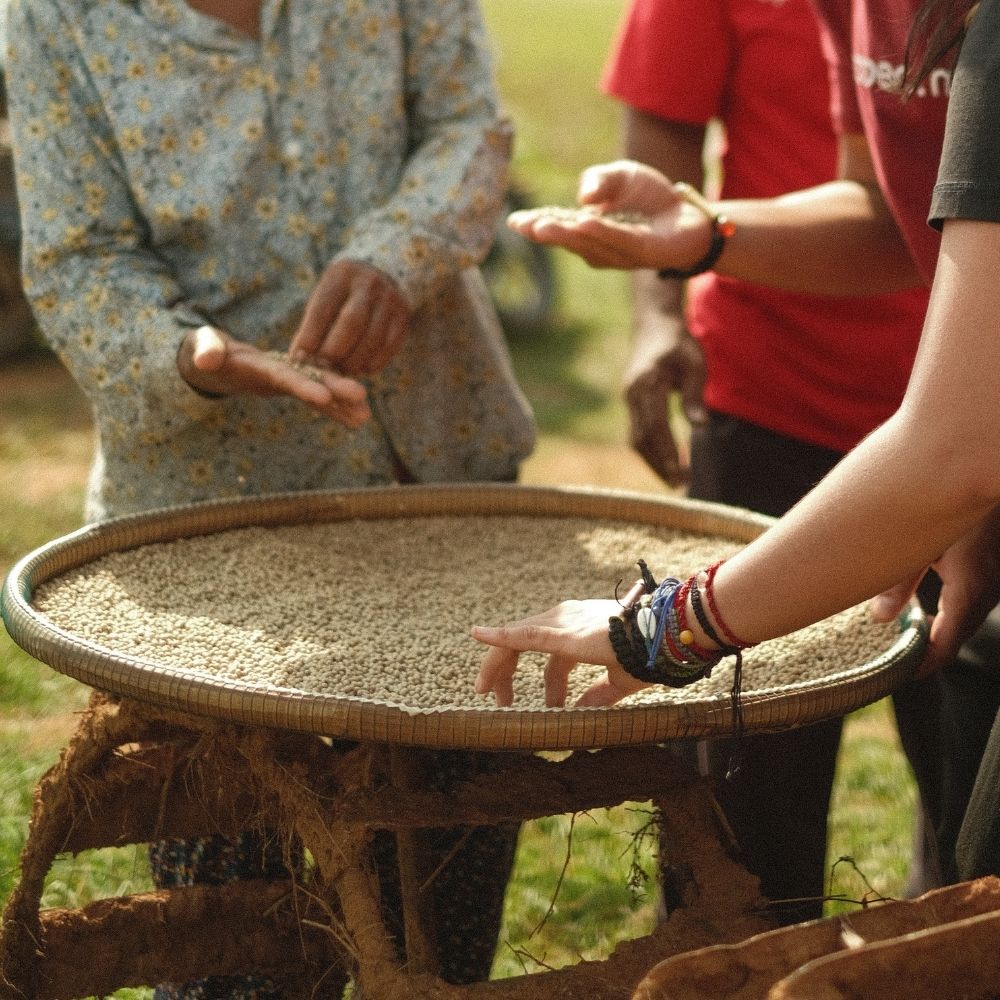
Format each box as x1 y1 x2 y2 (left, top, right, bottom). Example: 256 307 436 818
0 0 919 991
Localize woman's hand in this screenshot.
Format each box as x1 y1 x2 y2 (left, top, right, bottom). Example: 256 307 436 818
290 259 411 376
872 504 1000 675
471 599 652 709
177 325 371 427
506 159 714 272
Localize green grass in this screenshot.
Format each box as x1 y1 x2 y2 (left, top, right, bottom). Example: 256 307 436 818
493 807 660 976
0 0 918 991
482 0 636 444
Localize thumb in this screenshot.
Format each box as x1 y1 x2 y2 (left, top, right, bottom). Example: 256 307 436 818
870 571 926 623
574 680 625 708
578 162 628 208
681 387 707 428
190 325 228 373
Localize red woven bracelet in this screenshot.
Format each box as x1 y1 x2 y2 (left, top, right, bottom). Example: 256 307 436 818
703 560 754 650
675 577 721 660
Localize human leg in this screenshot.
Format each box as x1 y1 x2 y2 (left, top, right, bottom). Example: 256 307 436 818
370 749 518 984
954 700 1000 880
696 720 843 923
938 608 1000 882
150 831 296 999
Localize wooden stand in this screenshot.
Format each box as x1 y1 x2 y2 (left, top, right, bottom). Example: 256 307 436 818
0 692 773 999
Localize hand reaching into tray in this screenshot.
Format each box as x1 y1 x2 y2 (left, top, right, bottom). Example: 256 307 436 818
472 599 652 709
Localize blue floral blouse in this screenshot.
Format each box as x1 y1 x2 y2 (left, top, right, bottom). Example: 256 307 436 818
6 0 535 519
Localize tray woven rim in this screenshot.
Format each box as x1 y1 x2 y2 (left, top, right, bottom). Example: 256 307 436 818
1 483 926 750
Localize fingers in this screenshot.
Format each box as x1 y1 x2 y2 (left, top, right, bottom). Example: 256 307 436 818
543 654 578 708
339 289 409 374
630 416 682 486
505 212 650 269
291 265 352 361
574 680 627 708
579 160 676 216
919 611 963 677
577 160 650 209
578 162 633 207
316 277 376 371
472 620 571 708
626 379 682 486
313 369 371 427
474 642 519 707
291 261 411 376
679 358 708 428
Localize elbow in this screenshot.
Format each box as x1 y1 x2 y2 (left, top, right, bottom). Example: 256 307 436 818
891 404 1000 520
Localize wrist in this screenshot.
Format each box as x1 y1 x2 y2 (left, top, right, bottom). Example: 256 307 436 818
658 182 736 281
608 562 724 688
607 560 756 688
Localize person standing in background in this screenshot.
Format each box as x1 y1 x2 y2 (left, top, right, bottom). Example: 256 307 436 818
5 0 534 995
595 0 946 923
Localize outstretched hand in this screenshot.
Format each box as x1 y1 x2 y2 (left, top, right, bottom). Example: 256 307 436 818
505 160 713 273
178 325 371 427
471 599 651 708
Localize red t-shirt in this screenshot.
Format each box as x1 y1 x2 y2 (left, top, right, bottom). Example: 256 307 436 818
602 0 928 454
812 0 951 283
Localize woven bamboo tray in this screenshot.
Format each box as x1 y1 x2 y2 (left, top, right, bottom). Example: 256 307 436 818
1 484 926 750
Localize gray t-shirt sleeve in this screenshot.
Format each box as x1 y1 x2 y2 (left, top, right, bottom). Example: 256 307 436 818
929 0 1000 229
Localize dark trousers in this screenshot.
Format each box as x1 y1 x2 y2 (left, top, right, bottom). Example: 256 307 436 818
685 411 953 922
947 612 1000 881
152 749 518 997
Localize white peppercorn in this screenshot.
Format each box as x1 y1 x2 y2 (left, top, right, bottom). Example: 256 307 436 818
32 516 902 711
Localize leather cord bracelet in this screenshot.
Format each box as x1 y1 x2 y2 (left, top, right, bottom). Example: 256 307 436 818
657 181 736 281
608 561 722 689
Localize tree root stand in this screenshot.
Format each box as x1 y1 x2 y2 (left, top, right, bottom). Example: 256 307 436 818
1 692 775 999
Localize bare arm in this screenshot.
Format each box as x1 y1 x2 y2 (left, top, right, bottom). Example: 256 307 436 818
474 218 1000 703
622 109 708 486
719 135 921 294
714 217 1000 650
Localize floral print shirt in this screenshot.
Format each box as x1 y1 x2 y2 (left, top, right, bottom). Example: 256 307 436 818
6 0 534 520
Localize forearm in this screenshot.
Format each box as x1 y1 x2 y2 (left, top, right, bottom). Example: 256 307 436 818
629 270 686 353
341 114 511 299
345 0 512 305
710 414 993 644
708 219 1000 642
624 110 701 362
713 180 923 295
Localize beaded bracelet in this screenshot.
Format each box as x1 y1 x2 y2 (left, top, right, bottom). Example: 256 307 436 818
608 560 759 780
608 562 722 688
